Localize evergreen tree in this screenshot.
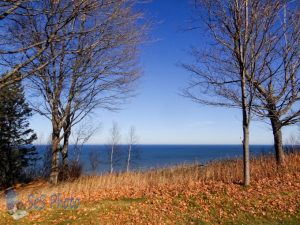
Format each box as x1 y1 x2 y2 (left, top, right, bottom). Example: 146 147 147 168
0 81 37 187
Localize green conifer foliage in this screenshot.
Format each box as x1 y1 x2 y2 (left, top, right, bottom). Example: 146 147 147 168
0 81 37 187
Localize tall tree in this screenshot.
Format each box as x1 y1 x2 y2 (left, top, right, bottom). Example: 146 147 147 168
13 0 144 184
184 0 300 168
183 0 264 185
245 1 300 166
0 79 37 187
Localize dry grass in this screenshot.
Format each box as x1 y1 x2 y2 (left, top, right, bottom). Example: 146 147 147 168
0 151 299 209
0 152 300 224
66 151 300 190
198 151 300 183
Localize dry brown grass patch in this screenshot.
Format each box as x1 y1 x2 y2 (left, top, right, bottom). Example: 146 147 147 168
0 151 299 210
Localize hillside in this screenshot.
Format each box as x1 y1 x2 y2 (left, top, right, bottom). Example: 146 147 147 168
0 152 300 224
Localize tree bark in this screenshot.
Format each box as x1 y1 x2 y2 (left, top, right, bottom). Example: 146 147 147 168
61 146 69 172
62 118 71 173
241 75 250 186
242 121 250 186
49 132 60 185
269 114 285 166
240 59 250 186
61 132 70 180
60 115 72 180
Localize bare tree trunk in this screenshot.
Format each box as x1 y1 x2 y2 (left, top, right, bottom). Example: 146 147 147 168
110 145 114 174
241 0 250 187
109 122 120 174
61 144 69 172
270 115 285 166
61 130 70 179
49 132 60 185
241 71 250 186
62 117 71 178
127 144 132 172
242 119 250 186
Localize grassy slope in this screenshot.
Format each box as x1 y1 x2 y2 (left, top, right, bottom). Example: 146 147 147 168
1 193 299 225
0 153 300 224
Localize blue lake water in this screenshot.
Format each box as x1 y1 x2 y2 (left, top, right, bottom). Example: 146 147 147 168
36 145 275 174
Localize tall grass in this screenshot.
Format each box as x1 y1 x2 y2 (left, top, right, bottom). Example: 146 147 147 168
0 151 299 209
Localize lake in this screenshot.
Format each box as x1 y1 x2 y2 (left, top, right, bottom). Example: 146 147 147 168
36 145 276 174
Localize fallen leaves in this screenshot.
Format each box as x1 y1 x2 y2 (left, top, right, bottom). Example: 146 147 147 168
0 154 300 224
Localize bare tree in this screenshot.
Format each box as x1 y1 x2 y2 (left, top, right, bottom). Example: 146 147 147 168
72 120 100 166
244 2 300 166
183 0 275 185
184 1 299 184
0 0 81 88
57 120 100 180
11 0 144 184
108 122 121 174
89 151 101 173
126 126 139 172
285 133 299 154
187 0 299 167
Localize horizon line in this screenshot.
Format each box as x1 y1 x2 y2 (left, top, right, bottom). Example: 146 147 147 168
33 143 275 146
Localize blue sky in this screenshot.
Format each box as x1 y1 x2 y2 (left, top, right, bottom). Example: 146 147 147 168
30 0 298 145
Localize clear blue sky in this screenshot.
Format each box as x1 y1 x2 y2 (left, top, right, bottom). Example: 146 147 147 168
30 0 298 145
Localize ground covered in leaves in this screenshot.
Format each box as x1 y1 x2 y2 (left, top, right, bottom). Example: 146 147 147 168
0 173 300 224
1 153 300 224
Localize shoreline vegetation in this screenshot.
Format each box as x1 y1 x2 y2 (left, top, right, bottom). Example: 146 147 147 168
1 151 299 224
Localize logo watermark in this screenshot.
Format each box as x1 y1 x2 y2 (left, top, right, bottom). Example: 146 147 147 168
5 188 28 220
28 193 80 210
5 188 80 220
